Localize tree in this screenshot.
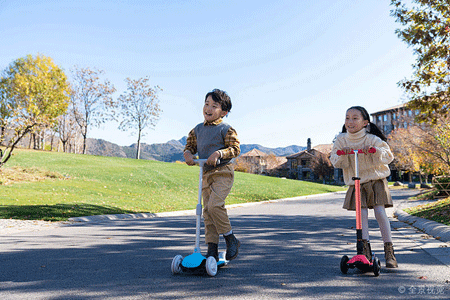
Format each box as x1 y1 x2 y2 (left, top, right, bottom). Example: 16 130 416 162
0 54 70 167
309 152 334 184
388 127 423 182
389 116 450 176
70 66 116 154
117 77 162 159
391 0 450 123
58 111 79 153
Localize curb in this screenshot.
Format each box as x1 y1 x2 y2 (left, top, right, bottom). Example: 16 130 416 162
68 191 346 223
394 207 450 243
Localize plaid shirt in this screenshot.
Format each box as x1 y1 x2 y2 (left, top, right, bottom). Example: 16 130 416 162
184 118 240 159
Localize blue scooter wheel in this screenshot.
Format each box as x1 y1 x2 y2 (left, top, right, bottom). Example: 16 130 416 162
171 255 183 274
205 256 218 276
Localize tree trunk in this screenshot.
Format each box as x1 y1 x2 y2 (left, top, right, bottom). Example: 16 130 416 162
82 134 87 154
136 130 141 159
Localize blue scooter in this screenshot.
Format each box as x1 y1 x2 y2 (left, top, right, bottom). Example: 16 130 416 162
171 159 228 276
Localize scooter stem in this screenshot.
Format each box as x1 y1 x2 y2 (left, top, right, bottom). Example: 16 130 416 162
193 159 207 253
353 150 362 230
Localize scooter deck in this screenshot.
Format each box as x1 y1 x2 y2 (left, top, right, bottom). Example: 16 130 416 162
180 252 228 274
217 259 228 268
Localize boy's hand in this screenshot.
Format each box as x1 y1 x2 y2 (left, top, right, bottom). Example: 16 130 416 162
184 151 195 166
206 151 221 167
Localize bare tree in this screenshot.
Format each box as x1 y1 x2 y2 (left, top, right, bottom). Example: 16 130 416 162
70 66 116 154
58 111 79 153
117 77 162 159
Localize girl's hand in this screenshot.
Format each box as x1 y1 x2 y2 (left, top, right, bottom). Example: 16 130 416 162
342 147 352 155
361 145 372 154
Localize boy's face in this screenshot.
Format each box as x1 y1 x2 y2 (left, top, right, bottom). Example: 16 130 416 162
203 95 227 123
345 108 369 133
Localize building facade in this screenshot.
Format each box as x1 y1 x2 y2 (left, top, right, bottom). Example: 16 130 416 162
370 103 419 136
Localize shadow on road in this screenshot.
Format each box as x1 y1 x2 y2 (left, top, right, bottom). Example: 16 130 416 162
1 207 447 299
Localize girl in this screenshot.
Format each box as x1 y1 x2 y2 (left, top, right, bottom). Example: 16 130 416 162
330 106 398 268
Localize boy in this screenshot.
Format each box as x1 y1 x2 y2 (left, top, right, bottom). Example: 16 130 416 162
183 88 241 261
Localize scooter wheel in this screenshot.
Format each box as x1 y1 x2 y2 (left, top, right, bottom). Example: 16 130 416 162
340 255 349 274
171 255 183 274
373 256 381 277
205 256 218 276
219 251 226 261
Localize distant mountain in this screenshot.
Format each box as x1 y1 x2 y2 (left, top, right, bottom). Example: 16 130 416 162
239 144 305 157
86 137 304 162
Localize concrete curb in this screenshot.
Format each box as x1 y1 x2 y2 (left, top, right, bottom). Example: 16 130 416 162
68 191 347 223
394 208 450 243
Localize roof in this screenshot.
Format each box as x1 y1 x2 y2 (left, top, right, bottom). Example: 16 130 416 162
313 144 332 155
370 103 407 115
286 149 318 159
240 148 268 157
286 144 333 159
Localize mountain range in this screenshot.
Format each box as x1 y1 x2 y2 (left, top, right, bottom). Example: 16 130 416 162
86 137 305 162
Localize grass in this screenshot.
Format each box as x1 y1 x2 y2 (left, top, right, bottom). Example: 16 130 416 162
0 149 346 221
405 196 450 226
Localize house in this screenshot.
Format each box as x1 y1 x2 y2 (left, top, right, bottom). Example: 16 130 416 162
239 149 269 174
238 148 287 176
286 138 334 182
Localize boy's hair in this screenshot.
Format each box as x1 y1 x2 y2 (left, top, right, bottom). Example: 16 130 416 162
341 106 388 142
205 89 232 112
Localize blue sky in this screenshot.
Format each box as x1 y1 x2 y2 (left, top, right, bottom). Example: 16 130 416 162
0 0 415 148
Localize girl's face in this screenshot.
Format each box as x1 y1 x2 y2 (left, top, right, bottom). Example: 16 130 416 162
345 108 369 133
203 95 227 123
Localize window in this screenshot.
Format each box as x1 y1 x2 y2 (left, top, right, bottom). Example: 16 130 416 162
383 115 388 122
301 159 308 166
393 112 396 120
291 160 297 169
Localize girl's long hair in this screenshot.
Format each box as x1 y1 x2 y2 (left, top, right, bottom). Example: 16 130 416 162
341 106 388 142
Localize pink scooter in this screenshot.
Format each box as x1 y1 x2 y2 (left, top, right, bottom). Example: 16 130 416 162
337 148 381 277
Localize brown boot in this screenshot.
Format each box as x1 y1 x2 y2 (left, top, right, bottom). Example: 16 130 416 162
384 242 398 268
362 239 372 261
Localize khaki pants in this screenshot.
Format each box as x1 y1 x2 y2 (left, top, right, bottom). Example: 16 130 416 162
202 164 234 244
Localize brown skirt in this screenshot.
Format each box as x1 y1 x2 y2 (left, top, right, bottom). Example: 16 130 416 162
343 178 393 211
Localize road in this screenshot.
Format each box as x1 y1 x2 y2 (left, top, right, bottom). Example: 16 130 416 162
0 189 449 299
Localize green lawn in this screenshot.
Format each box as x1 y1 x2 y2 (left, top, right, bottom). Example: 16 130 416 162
0 149 346 221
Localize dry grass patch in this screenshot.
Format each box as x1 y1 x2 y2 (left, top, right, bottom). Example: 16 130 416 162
0 166 64 185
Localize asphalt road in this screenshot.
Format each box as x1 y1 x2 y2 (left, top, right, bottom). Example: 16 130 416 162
1 189 449 300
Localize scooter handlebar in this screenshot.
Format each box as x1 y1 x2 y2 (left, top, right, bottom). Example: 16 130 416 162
193 158 221 166
336 147 376 156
